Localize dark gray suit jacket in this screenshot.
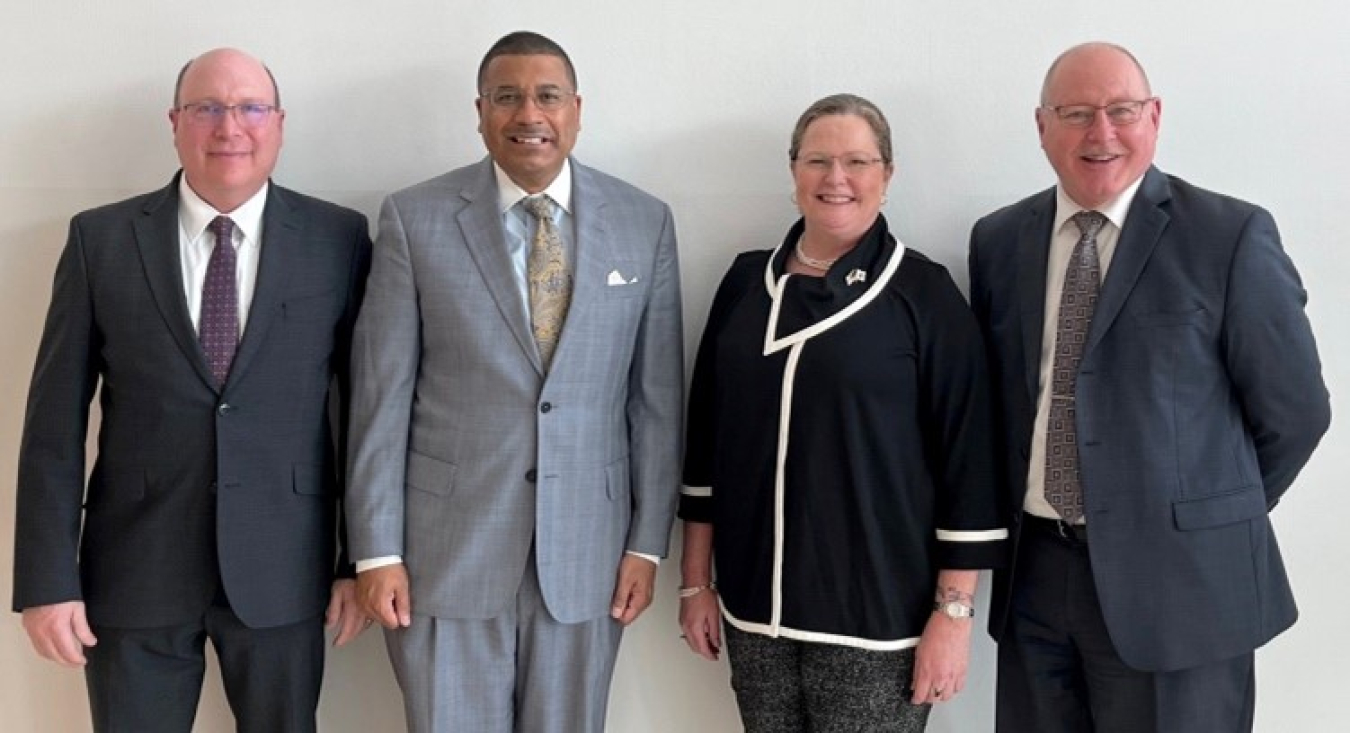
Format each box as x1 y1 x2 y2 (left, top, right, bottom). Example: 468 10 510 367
12 174 372 629
969 167 1330 671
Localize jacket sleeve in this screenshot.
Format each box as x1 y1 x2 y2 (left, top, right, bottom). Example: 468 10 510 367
909 262 1008 569
679 253 758 525
1219 206 1330 508
622 203 685 556
13 216 102 610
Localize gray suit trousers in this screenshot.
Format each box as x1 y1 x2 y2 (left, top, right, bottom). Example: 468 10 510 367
385 552 623 733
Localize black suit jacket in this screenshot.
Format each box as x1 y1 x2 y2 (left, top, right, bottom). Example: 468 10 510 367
12 174 372 629
969 167 1330 671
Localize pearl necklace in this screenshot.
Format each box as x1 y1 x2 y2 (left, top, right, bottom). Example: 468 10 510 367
794 237 838 271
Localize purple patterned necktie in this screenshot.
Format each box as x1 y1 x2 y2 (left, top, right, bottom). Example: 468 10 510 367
1044 210 1107 524
200 216 239 387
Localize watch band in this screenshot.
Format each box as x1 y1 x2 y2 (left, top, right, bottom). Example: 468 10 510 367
934 600 976 619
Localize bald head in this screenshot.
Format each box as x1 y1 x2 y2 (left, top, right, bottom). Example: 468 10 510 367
1040 42 1150 106
174 48 280 109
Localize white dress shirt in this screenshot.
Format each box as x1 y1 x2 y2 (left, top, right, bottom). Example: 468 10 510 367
1023 176 1143 521
178 177 268 334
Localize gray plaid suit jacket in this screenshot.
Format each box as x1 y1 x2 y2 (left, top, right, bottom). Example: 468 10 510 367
346 157 683 623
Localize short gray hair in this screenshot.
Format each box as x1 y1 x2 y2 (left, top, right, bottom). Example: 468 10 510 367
788 93 893 165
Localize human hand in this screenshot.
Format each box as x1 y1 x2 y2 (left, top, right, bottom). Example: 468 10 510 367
356 564 412 629
678 587 721 661
22 601 98 667
610 554 657 625
325 578 371 646
911 611 971 705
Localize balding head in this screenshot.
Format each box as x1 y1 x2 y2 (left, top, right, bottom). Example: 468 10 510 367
174 48 280 109
169 48 285 213
1040 42 1151 106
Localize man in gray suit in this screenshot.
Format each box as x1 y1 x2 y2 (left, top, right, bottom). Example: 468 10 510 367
13 48 372 732
969 42 1330 732
346 31 683 732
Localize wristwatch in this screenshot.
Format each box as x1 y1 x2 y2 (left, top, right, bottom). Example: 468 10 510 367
934 600 976 620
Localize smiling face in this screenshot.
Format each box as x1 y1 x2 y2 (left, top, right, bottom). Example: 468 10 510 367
476 53 581 193
170 49 283 213
791 114 893 247
1037 44 1160 209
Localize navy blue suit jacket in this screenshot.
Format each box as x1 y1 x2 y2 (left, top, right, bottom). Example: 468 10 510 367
13 174 372 629
969 167 1330 671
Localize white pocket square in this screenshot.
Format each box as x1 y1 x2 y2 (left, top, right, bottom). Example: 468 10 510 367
606 269 638 286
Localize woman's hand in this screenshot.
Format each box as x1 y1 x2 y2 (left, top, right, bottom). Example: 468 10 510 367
911 608 973 705
678 587 722 661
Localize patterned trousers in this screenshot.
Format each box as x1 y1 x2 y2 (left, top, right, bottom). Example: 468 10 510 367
724 624 932 732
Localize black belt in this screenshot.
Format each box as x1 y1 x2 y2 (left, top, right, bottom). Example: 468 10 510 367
1022 513 1089 545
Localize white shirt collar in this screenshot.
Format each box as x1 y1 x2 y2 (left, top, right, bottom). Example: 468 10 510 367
178 176 269 246
1052 174 1144 235
493 159 573 215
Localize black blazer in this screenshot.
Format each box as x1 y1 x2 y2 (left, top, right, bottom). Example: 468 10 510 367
12 174 372 629
969 167 1330 671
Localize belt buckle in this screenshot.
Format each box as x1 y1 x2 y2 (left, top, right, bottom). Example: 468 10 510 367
1054 518 1083 543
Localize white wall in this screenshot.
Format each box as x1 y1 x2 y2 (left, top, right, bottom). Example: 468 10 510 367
2 2 1345 731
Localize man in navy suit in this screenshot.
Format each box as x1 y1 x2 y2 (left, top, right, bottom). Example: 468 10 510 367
12 48 372 732
969 42 1329 732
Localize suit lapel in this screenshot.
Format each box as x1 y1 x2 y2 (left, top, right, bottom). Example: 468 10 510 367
134 176 220 390
1086 167 1171 354
225 184 292 388
458 161 544 375
562 162 616 349
1016 190 1055 401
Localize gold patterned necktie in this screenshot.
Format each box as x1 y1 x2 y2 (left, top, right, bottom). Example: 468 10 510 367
1044 210 1107 524
521 195 572 369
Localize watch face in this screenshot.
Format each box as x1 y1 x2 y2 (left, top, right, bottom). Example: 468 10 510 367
944 602 970 618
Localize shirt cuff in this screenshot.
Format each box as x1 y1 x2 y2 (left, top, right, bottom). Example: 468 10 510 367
627 551 660 566
355 556 403 573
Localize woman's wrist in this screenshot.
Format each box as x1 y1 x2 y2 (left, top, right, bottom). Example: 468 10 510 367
677 581 717 599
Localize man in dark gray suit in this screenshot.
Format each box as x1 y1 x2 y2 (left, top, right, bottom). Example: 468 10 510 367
969 42 1330 732
346 31 683 733
12 48 372 732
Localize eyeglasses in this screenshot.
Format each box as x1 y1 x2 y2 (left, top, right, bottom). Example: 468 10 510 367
795 154 885 175
176 102 278 128
1042 98 1156 128
481 86 576 111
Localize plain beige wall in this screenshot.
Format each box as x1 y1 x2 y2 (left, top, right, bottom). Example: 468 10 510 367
2 1 1346 730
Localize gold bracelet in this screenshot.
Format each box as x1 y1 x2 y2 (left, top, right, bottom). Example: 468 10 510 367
678 582 717 599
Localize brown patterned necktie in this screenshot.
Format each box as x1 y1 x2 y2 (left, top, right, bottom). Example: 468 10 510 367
1044 210 1107 524
521 195 572 369
200 215 239 387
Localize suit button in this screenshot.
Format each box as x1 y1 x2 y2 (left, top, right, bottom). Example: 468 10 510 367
525 469 537 483
539 402 552 414
218 403 233 415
